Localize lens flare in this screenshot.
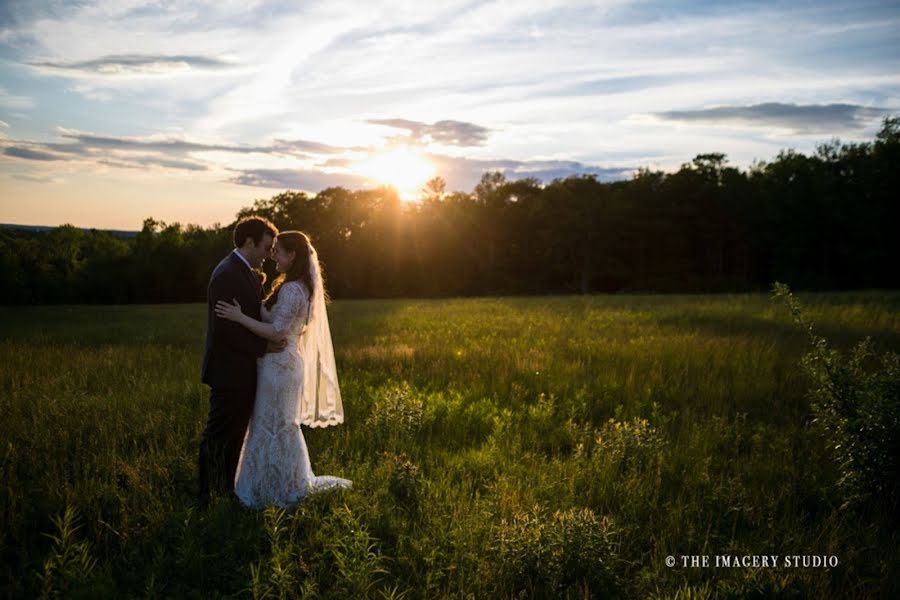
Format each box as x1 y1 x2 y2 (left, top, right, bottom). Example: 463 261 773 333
356 148 434 200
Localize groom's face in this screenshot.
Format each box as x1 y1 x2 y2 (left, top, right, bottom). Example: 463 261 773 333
249 233 275 268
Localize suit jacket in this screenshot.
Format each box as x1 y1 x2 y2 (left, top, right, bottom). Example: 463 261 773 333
201 251 269 389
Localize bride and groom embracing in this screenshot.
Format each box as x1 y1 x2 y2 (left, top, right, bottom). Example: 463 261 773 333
198 216 352 509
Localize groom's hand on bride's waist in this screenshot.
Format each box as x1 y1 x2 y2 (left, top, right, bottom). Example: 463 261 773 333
266 338 288 353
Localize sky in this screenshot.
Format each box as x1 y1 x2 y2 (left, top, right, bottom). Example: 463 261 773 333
0 0 898 230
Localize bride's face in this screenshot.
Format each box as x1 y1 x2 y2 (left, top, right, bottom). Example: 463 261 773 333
271 242 296 273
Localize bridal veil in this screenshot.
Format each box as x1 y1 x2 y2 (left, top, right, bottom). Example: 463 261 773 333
297 243 344 427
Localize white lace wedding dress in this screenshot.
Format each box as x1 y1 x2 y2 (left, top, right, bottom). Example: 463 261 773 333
234 280 352 508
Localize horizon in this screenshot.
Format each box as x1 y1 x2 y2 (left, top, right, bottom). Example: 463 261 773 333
1 0 899 230
0 115 895 234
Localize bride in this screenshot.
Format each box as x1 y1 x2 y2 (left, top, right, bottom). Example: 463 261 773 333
214 230 352 508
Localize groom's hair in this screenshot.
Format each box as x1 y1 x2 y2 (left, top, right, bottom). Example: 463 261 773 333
233 216 278 248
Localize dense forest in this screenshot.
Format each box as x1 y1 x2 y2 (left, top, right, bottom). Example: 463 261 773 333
1 117 898 304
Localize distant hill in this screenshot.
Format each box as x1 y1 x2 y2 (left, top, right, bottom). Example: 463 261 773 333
0 223 138 239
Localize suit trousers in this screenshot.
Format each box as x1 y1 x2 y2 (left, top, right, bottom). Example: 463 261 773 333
197 381 256 499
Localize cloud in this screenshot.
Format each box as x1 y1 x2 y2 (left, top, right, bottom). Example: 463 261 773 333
2 124 634 191
230 151 633 194
426 153 633 192
132 156 209 171
11 173 57 183
0 127 384 179
651 102 894 134
1 128 279 170
56 128 276 155
317 157 355 168
0 87 33 110
98 156 209 171
0 120 8 128
4 146 64 161
271 138 349 155
366 118 492 147
49 129 370 160
507 162 636 183
228 168 369 190
3 140 208 171
30 54 235 76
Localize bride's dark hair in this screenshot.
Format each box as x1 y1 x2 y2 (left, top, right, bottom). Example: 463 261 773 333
264 231 319 311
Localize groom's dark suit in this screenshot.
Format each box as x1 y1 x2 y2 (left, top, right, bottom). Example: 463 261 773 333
198 250 268 502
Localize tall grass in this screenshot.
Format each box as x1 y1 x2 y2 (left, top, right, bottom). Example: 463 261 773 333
1 291 899 597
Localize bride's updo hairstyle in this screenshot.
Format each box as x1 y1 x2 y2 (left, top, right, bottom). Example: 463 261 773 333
264 230 317 310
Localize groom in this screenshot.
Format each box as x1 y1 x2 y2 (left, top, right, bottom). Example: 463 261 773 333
197 215 286 507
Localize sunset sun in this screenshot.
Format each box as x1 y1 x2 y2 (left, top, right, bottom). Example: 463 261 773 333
356 148 435 199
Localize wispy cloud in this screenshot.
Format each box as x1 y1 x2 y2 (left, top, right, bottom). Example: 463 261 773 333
316 157 355 168
426 153 633 192
651 102 894 134
271 138 353 155
227 151 632 194
98 156 209 171
0 129 293 170
10 172 60 183
228 168 369 190
0 87 33 110
0 126 378 180
55 129 280 155
366 118 492 147
4 146 63 161
3 140 209 171
30 54 235 77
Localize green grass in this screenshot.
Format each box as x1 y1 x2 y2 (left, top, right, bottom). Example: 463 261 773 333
2 291 899 598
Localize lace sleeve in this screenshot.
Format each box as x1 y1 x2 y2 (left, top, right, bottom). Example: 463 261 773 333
270 281 304 336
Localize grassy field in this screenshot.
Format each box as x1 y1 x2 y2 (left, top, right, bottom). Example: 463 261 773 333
2 291 899 598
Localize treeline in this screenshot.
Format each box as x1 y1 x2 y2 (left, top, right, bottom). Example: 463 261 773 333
2 118 898 304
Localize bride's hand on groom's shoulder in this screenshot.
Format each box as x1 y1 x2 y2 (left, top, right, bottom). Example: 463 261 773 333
215 298 244 323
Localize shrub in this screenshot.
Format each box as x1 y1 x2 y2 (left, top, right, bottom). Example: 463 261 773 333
39 505 100 599
772 282 900 518
594 415 666 473
367 381 425 437
386 452 423 516
491 504 621 598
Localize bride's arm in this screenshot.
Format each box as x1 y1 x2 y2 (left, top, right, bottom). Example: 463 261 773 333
214 298 284 342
